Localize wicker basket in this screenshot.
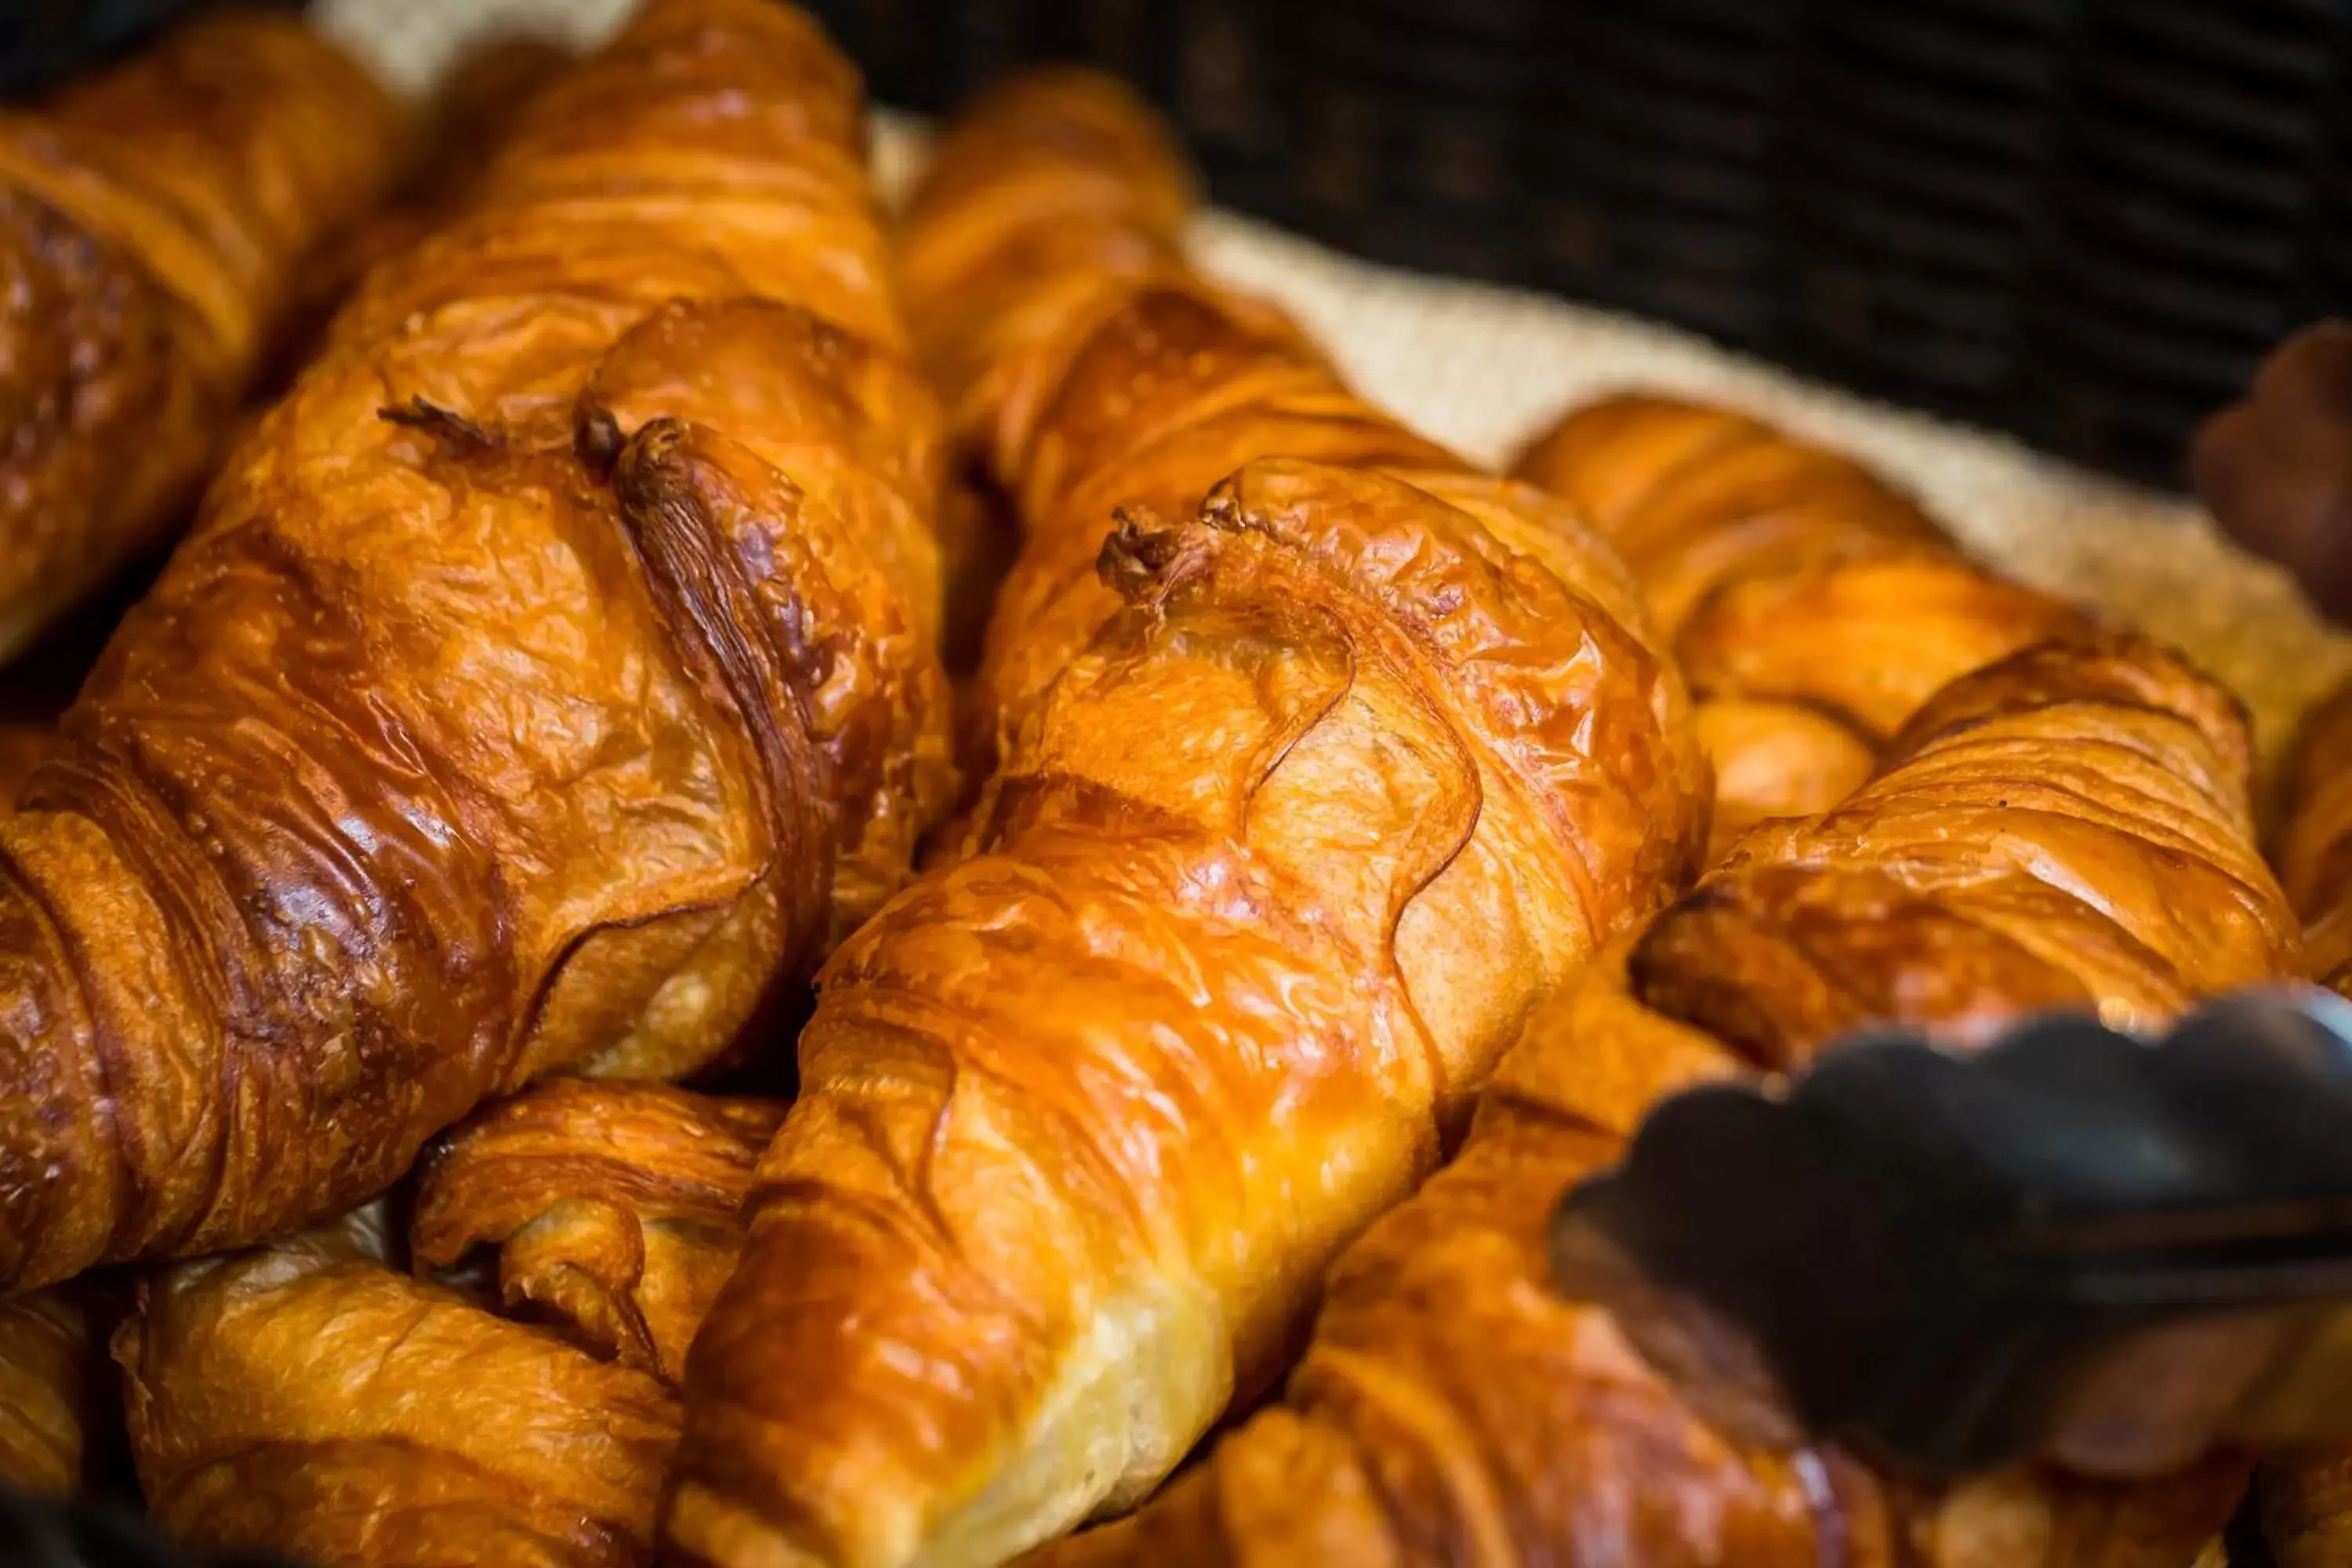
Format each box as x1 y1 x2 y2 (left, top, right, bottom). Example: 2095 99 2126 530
804 0 2351 492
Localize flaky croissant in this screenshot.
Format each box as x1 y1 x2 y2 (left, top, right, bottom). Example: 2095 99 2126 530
665 71 1706 1568
1035 633 2299 1568
0 10 406 663
0 0 953 1294
677 481 1704 1568
1515 397 2082 857
119 1080 783 1567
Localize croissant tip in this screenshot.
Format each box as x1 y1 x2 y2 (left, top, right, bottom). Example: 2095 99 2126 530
610 416 697 498
1097 508 1188 601
1197 473 1245 524
575 401 627 477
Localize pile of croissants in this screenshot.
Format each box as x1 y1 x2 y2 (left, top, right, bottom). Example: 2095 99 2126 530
0 4 2347 1566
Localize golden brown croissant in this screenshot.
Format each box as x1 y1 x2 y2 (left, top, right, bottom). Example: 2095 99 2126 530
675 375 1711 1568
894 70 1464 764
0 10 407 663
121 1080 782 1566
672 457 1707 1567
1514 397 2083 858
1033 632 2299 1568
665 70 1705 1567
0 0 953 1295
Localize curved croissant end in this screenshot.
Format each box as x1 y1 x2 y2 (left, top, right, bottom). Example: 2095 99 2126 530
1514 397 2085 858
0 0 951 1294
122 1080 783 1568
0 11 406 662
666 456 1708 1568
1035 632 2298 1568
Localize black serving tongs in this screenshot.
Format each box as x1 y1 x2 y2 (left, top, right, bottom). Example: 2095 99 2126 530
1549 989 2352 1480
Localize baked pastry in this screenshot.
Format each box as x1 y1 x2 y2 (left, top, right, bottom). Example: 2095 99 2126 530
0 0 953 1294
120 1080 783 1566
664 70 1704 1567
677 466 1704 1568
1031 633 2301 1568
672 458 1706 1566
0 1285 112 1493
0 10 407 662
1515 396 2083 858
892 70 1463 768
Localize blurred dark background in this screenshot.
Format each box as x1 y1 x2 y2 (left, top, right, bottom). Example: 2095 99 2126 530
807 0 2350 495
9 0 2348 494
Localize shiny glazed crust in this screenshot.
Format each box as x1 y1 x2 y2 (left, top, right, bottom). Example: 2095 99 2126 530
670 457 1707 1567
118 1080 784 1567
0 0 954 1294
1514 397 2085 858
1032 633 2301 1568
0 12 406 662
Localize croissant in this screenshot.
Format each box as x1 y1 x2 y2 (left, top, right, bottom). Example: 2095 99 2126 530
665 82 1706 1566
1514 397 2082 858
0 10 406 664
662 71 1705 1566
0 0 953 1294
120 1080 783 1566
1028 632 2298 1568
